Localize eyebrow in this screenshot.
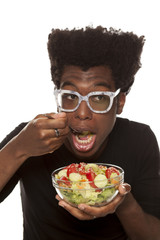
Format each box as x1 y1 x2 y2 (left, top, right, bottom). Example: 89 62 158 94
93 82 111 89
60 81 111 89
60 81 75 88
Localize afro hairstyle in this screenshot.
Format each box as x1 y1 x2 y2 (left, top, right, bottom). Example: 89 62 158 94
47 26 145 93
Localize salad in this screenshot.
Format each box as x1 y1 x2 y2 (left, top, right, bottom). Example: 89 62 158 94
52 163 124 206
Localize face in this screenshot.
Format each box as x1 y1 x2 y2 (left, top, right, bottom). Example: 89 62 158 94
59 65 125 160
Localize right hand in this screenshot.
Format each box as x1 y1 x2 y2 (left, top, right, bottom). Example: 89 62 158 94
15 112 69 158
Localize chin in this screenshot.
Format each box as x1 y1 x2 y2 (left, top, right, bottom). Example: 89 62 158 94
73 149 96 160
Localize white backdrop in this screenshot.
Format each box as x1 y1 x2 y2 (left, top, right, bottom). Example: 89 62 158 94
0 0 160 239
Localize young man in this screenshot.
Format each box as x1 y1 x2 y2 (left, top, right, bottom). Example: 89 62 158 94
0 26 160 240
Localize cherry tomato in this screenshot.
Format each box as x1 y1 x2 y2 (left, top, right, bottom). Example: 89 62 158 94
86 168 97 188
67 163 79 177
78 162 86 175
58 176 71 187
105 167 120 179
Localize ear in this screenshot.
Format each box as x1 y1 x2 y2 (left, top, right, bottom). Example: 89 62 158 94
116 92 126 114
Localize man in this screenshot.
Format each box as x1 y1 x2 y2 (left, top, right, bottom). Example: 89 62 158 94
0 26 160 240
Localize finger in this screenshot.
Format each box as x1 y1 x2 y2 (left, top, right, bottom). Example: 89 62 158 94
77 190 127 218
53 127 70 137
119 183 131 196
55 195 95 220
52 112 67 119
44 112 67 119
42 138 65 154
57 200 95 220
44 127 69 139
32 117 68 131
34 114 49 120
78 204 109 218
32 125 69 143
55 194 62 201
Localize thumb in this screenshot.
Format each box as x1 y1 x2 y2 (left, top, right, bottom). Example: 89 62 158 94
52 112 67 119
119 183 131 196
44 112 67 119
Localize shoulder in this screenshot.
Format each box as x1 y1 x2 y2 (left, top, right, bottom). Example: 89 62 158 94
116 117 150 130
110 117 159 159
0 122 28 149
114 117 156 140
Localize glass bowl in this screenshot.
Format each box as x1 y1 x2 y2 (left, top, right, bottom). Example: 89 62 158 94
51 163 124 207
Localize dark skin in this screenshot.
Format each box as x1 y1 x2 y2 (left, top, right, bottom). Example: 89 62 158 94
53 66 160 240
1 65 160 239
0 112 69 190
54 65 130 220
62 65 126 160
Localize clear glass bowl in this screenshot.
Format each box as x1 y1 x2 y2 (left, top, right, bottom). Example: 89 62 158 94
52 163 124 207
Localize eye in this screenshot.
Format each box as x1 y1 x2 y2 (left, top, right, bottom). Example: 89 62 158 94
62 93 78 100
91 95 107 102
61 93 79 110
67 94 77 100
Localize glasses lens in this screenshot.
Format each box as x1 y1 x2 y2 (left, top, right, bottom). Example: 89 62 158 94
89 94 110 111
61 92 79 110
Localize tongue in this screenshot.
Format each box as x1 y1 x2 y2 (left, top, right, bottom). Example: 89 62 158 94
79 135 89 140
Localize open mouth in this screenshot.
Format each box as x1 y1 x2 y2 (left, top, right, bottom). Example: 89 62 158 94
69 127 96 152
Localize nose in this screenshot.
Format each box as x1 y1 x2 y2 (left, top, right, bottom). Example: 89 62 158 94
75 100 92 120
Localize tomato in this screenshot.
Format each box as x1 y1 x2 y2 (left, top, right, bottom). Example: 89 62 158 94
86 168 97 188
105 167 120 179
58 176 71 187
67 163 79 177
78 162 86 175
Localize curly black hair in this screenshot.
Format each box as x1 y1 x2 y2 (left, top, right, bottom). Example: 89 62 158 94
47 26 145 93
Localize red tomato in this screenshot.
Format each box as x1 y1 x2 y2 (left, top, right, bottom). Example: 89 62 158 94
58 176 71 187
86 168 97 188
105 167 120 179
67 163 79 177
78 162 86 175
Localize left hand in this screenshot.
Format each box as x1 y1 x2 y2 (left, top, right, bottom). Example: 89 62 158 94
56 183 131 220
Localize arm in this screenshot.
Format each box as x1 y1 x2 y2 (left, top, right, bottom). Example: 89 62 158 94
0 112 69 192
116 192 160 240
56 126 160 239
0 135 27 191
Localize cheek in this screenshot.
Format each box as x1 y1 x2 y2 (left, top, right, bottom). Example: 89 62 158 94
97 104 117 138
66 105 117 145
65 112 74 125
97 115 116 142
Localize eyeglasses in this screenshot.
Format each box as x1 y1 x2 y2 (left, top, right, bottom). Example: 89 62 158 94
54 88 120 114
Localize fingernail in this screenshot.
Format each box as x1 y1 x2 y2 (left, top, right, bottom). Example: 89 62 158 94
59 202 65 208
55 195 59 201
78 205 85 211
122 184 131 194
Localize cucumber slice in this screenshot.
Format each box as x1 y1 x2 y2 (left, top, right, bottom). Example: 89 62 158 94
85 163 99 172
110 172 118 178
58 169 67 178
79 131 90 137
94 174 108 188
69 173 82 181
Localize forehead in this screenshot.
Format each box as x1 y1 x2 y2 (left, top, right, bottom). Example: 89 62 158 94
60 65 115 90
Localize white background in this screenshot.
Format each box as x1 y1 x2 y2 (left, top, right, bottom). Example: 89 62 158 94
0 0 160 239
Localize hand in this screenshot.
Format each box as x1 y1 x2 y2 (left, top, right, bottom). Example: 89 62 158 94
56 183 131 220
15 112 69 158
